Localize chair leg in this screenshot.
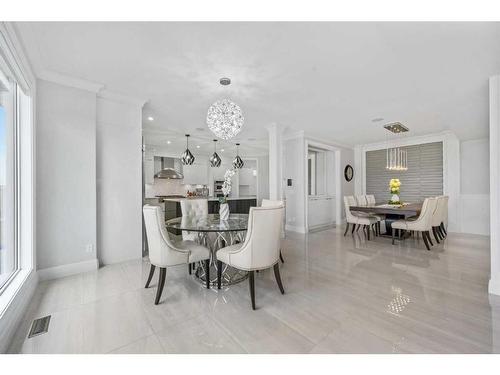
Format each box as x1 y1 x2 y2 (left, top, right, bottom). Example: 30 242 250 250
273 263 285 295
204 259 210 289
145 264 156 288
351 224 356 234
440 222 447 236
344 223 350 236
188 263 192 275
426 231 434 246
392 229 395 245
217 260 222 289
438 226 446 239
279 251 285 263
249 271 256 310
432 227 440 244
356 224 361 232
437 227 444 240
422 231 431 251
366 225 371 240
155 268 166 305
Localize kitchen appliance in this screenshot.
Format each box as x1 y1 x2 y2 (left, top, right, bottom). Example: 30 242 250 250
214 180 224 197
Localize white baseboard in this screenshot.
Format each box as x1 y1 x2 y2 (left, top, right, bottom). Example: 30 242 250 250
38 258 99 281
285 224 307 233
489 278 500 296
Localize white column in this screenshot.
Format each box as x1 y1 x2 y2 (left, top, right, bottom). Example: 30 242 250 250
267 123 284 201
490 75 500 296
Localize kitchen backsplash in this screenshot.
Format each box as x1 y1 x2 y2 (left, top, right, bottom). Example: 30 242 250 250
145 178 186 198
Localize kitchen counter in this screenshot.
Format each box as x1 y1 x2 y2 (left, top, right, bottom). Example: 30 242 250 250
161 196 257 203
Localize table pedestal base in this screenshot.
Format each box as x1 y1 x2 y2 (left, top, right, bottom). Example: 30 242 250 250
193 231 248 286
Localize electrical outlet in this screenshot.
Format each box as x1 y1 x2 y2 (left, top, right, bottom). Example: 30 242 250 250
85 244 93 253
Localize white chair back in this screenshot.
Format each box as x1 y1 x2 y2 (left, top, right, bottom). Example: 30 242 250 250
415 197 438 230
344 196 359 224
366 195 376 205
228 206 284 270
143 205 189 267
355 195 367 206
180 199 208 241
431 196 446 227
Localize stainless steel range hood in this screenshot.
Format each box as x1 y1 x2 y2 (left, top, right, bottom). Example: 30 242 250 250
155 167 183 179
154 157 184 179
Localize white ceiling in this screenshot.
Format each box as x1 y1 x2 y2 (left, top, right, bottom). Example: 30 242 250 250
15 22 500 147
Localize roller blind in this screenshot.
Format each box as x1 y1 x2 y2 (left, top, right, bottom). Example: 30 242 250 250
366 141 443 203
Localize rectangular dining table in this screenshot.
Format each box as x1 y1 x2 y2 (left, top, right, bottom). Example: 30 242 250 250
349 202 423 236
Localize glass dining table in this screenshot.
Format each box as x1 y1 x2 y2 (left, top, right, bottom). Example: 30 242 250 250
165 213 249 286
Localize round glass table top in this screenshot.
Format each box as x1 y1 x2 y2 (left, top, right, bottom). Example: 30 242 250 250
166 214 249 232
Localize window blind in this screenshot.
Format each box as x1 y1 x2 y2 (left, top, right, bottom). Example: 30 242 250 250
365 141 443 203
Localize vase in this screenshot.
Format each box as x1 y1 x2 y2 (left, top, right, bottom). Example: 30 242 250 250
219 203 230 220
390 194 400 203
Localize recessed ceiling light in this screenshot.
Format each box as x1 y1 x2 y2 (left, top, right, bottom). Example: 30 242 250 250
147 116 154 121
196 145 200 149
195 127 205 132
220 77 231 85
220 149 225 152
371 117 384 123
166 140 171 144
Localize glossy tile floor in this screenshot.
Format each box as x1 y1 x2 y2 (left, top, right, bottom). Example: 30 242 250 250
9 227 500 353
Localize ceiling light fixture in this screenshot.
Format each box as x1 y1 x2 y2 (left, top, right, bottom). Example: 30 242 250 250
207 99 244 140
181 134 195 165
147 116 154 121
209 139 222 167
384 122 409 171
232 143 244 169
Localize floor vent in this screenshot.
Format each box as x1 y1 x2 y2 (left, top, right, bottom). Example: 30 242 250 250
28 316 51 338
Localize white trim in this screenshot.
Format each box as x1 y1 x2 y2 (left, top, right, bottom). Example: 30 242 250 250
38 69 104 93
285 224 307 233
490 75 500 296
489 278 500 296
37 258 99 281
0 270 38 353
98 89 147 107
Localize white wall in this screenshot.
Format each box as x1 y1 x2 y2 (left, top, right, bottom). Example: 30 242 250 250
459 138 490 235
283 136 306 232
257 155 269 204
340 147 355 221
96 96 143 265
36 80 97 270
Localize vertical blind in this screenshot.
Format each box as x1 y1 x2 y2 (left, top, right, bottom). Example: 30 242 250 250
366 142 443 203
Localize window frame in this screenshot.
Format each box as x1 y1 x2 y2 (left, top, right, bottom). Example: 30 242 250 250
0 60 21 293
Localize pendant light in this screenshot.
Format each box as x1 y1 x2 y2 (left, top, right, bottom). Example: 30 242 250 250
384 122 408 171
181 134 195 165
209 139 222 167
232 143 244 169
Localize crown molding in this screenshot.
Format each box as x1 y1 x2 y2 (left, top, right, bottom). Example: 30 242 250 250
38 69 104 93
97 89 147 108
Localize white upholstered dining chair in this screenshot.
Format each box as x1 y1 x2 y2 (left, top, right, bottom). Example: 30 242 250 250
391 197 438 250
216 205 285 310
143 205 211 304
430 196 448 243
261 199 285 263
343 196 378 240
180 199 209 274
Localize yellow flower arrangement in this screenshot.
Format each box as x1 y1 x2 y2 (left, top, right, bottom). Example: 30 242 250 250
389 178 401 204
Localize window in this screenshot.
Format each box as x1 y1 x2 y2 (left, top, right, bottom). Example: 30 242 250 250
0 62 18 290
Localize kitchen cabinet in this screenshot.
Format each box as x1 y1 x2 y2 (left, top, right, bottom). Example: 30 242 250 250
308 196 335 230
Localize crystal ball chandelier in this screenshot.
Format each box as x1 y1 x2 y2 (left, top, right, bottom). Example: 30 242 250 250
206 98 244 140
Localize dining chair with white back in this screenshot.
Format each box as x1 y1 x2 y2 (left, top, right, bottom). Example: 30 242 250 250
343 196 378 240
391 197 438 250
431 196 447 243
143 205 211 304
261 199 285 263
216 205 285 310
180 199 208 274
